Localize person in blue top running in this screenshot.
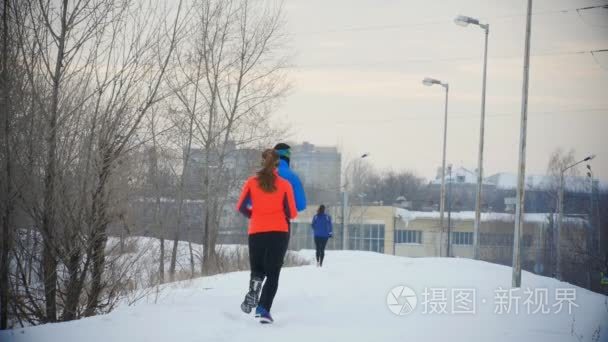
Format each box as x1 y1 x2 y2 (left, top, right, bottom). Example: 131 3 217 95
273 143 307 212
311 205 332 267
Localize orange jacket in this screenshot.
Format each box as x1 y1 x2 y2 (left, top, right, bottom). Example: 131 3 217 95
236 172 297 235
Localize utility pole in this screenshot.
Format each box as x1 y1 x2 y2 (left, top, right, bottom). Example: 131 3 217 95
473 24 489 260
556 173 564 280
512 0 533 288
342 190 348 250
341 154 369 250
447 164 453 258
587 168 594 289
440 85 449 257
453 15 490 260
422 77 449 257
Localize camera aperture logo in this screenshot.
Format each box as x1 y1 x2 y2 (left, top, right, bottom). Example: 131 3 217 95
386 285 417 315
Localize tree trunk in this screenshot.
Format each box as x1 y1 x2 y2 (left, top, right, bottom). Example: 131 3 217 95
169 113 195 281
41 0 70 323
84 152 112 317
202 201 217 274
188 238 195 278
0 0 12 329
168 226 179 281
61 248 84 321
41 236 57 322
159 236 165 283
84 228 107 317
201 211 209 275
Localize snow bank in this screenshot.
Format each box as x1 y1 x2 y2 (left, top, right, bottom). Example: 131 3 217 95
104 236 246 288
2 251 606 342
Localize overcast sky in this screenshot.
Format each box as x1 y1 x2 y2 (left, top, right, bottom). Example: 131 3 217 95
276 0 608 182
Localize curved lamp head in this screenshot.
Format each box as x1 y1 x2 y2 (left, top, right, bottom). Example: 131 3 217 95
454 15 480 27
423 77 447 89
584 154 596 162
423 77 440 86
455 15 488 31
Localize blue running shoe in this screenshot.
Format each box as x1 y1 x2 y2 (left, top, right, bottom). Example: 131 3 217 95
254 306 263 318
256 306 273 324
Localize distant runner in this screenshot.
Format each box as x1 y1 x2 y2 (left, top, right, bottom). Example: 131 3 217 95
311 204 333 267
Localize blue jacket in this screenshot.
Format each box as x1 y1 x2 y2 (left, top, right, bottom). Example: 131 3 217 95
312 213 333 238
278 159 307 212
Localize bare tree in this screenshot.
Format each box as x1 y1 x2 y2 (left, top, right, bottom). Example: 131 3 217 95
3 0 288 327
6 0 185 324
0 0 20 329
167 0 289 274
538 148 596 286
355 169 425 207
83 0 185 317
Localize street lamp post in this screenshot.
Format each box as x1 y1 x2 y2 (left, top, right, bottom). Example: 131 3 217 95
447 164 453 257
586 165 594 289
512 0 533 288
587 165 600 257
423 77 449 257
342 153 369 250
556 154 595 280
454 15 489 260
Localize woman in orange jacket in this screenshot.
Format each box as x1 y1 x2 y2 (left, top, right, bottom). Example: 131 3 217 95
236 149 297 324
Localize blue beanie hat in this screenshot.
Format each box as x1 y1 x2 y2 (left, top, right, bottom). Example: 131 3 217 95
274 143 291 162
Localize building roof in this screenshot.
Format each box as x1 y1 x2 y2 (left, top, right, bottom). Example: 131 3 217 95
430 166 492 185
394 208 587 225
485 172 606 192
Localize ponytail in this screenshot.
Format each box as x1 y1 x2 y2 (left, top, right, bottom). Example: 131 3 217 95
257 149 279 193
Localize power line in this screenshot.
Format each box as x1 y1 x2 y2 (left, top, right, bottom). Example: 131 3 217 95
295 48 608 69
291 108 608 126
292 5 606 36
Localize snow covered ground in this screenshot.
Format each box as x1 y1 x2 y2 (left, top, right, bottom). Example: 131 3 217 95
2 251 607 342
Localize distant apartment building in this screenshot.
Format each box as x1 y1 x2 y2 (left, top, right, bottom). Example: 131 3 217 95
183 142 259 197
129 142 259 243
290 142 341 205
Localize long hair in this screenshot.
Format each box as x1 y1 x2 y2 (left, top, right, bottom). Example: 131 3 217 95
257 149 279 193
317 204 325 215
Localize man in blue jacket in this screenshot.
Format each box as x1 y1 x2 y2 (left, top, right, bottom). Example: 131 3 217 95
274 143 307 212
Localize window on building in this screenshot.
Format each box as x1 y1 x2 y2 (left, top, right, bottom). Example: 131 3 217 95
394 230 422 244
480 233 513 246
451 232 473 245
347 223 384 253
479 233 533 247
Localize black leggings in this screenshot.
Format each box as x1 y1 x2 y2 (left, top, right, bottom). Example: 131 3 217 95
248 231 290 311
314 237 329 265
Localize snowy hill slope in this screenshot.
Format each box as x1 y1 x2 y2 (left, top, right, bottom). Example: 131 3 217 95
2 251 607 342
